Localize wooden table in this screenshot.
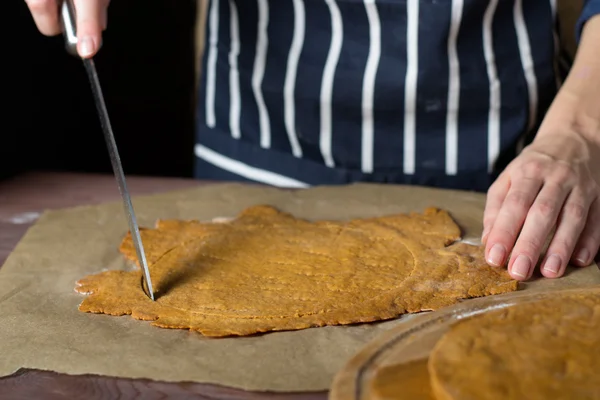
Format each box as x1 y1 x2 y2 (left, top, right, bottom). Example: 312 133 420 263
0 172 327 400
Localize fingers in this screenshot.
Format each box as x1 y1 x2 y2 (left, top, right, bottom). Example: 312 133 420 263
25 0 109 58
73 0 108 58
506 183 568 280
25 0 61 36
570 197 600 268
482 173 510 244
537 189 589 278
484 176 543 271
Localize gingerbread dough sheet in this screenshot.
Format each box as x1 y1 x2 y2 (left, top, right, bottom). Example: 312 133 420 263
429 290 600 400
77 206 516 337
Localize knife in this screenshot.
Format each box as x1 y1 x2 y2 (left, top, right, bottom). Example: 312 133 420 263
60 0 155 301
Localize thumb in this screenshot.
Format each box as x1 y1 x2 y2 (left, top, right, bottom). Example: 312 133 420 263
73 0 108 58
482 174 510 244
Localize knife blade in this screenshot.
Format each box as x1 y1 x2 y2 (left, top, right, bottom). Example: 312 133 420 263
60 0 155 301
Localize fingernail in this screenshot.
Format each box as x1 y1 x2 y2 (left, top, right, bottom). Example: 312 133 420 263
575 249 590 265
79 36 95 57
487 243 506 267
543 254 562 274
511 255 531 278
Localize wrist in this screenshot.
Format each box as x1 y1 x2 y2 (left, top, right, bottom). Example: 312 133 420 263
543 14 600 146
538 91 600 147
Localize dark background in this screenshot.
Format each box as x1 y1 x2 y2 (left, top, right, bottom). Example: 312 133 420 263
3 0 198 181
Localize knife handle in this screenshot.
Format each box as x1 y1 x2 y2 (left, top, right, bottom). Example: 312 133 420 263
59 0 103 57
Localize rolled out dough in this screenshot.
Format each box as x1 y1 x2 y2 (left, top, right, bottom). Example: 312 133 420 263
429 290 600 400
75 206 517 337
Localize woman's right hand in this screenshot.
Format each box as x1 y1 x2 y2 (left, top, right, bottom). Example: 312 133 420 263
25 0 110 58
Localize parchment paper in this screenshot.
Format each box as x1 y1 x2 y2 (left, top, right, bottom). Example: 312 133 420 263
0 183 598 392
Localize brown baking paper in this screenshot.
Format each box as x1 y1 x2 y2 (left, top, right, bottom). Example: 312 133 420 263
0 183 598 392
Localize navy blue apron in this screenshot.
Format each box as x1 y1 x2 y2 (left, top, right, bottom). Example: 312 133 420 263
193 0 597 192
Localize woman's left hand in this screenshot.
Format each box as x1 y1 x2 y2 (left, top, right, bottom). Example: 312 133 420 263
482 128 600 281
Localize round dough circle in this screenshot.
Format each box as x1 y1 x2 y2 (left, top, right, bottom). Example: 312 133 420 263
429 291 600 400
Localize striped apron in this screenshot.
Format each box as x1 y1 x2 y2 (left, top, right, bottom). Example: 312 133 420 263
192 0 592 191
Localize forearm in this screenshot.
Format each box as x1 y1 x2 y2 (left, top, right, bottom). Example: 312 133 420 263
539 14 600 145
